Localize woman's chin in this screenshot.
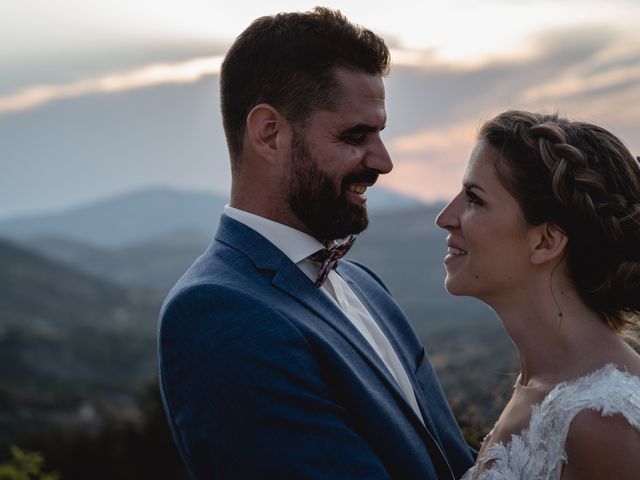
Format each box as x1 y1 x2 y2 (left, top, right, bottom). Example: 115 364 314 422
444 277 472 297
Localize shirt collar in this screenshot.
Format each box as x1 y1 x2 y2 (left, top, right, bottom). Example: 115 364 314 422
224 205 325 264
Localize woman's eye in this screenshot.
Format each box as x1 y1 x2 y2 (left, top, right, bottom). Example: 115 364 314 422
465 189 483 206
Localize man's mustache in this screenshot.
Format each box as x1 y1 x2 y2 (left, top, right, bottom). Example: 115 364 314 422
342 170 379 189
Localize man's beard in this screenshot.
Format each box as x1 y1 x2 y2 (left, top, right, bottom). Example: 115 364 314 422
286 128 378 241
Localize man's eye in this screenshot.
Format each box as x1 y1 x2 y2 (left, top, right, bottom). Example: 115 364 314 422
343 135 366 145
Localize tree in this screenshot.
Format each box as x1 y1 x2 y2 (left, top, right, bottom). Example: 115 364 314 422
0 446 60 480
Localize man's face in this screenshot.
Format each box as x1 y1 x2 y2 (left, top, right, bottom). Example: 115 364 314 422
285 69 393 242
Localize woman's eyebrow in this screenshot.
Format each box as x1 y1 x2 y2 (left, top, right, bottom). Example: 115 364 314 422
463 181 486 193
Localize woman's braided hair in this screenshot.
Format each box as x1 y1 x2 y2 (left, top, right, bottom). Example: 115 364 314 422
479 110 640 332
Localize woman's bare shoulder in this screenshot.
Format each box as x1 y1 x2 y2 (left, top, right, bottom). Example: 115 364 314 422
562 409 640 480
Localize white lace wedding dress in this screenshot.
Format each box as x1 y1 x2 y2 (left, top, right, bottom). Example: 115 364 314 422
462 364 640 479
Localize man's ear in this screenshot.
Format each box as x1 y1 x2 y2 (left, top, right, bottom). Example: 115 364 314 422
530 223 568 265
246 104 289 164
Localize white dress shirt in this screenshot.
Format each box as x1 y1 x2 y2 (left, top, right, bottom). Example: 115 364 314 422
224 206 424 423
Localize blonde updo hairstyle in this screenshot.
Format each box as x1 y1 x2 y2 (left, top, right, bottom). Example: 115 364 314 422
479 110 640 333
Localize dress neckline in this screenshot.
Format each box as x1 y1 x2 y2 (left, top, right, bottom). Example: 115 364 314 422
471 363 640 479
514 363 630 392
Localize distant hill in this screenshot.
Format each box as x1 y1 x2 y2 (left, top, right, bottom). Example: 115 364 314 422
364 186 424 211
15 203 501 335
0 239 161 446
0 238 157 332
21 228 213 292
0 186 422 248
0 187 228 247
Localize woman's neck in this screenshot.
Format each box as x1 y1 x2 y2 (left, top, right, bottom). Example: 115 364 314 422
487 281 621 387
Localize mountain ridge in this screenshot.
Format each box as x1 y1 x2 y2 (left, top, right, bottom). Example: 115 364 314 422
0 185 424 247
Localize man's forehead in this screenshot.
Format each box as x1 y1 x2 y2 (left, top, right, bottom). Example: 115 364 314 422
301 69 387 131
333 69 385 98
311 106 387 132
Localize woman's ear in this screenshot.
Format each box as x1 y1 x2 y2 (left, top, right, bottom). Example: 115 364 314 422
245 104 289 164
530 223 568 265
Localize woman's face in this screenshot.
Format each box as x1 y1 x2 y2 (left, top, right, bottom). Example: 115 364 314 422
435 140 536 303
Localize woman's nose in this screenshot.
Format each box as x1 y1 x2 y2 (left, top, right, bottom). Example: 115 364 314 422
435 196 460 230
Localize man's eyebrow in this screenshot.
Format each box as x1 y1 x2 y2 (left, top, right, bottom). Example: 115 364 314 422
341 123 386 135
463 181 486 193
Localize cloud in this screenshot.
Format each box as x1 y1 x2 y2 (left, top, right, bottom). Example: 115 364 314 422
379 159 465 204
519 33 640 104
380 120 479 202
389 120 479 158
0 43 528 117
0 56 223 115
1 19 639 219
380 24 640 201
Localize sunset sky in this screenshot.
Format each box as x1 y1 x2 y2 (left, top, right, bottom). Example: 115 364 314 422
2 0 639 219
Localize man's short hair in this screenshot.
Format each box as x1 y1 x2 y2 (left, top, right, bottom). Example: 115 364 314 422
220 7 390 167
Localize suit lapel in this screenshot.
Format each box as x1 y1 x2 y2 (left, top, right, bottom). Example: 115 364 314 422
272 265 448 448
337 264 441 435
216 215 455 477
215 215 444 444
271 264 413 402
338 262 456 478
216 216 416 414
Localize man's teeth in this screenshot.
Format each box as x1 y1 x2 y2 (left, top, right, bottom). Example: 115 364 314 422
447 247 467 255
349 184 368 194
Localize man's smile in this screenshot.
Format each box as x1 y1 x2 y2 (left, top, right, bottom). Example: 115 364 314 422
348 183 369 195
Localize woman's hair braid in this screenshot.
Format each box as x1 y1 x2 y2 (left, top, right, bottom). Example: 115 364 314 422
479 110 640 332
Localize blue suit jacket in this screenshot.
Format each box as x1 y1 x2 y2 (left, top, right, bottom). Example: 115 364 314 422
159 215 474 479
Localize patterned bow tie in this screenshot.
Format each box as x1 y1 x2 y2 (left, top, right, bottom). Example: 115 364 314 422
308 235 356 287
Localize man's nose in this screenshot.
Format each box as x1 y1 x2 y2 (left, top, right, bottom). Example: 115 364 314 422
365 136 393 174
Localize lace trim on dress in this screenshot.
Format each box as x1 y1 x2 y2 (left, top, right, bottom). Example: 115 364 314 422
462 364 640 480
